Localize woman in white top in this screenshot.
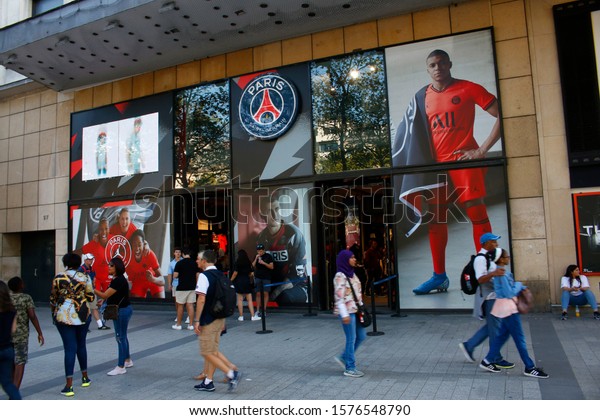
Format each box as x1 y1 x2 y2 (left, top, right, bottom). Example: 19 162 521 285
560 265 600 320
333 249 367 378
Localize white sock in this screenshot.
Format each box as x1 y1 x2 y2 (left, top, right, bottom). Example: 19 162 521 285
97 319 103 328
204 378 212 385
226 370 234 379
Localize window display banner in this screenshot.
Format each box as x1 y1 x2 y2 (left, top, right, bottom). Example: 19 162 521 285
230 63 313 183
233 184 314 307
70 196 172 300
573 192 600 274
70 92 174 200
394 166 509 309
385 29 507 309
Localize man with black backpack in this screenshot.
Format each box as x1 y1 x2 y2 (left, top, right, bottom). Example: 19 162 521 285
192 250 241 393
459 233 514 371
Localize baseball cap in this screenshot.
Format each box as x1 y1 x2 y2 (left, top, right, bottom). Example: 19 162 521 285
256 244 265 250
83 253 95 260
479 232 501 245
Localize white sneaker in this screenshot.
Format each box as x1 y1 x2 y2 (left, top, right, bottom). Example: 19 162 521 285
238 316 244 321
174 317 177 322
185 316 190 324
107 366 127 376
124 360 134 368
172 324 182 330
251 314 261 321
187 325 194 330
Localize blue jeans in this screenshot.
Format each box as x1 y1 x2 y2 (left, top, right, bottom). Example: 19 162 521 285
56 317 91 378
339 313 367 370
464 299 506 363
561 290 598 311
0 346 21 400
485 313 534 370
113 305 133 367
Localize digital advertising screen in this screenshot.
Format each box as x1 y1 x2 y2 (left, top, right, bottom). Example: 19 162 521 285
70 92 173 200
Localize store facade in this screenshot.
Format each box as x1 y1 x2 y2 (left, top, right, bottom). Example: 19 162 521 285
0 0 597 313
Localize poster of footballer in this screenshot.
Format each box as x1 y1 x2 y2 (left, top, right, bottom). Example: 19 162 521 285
233 185 314 307
385 30 510 309
70 197 172 300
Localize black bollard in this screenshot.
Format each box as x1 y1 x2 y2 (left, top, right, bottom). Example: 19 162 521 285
256 281 272 334
303 276 317 317
367 278 384 336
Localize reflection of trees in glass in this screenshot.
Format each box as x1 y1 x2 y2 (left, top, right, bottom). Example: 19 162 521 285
174 82 230 187
311 50 390 174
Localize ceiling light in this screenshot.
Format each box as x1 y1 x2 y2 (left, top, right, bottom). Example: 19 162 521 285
55 37 70 47
159 2 176 13
103 20 120 31
5 54 17 64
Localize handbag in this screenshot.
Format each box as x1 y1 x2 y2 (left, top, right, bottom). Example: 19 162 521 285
103 297 124 320
516 288 534 314
346 275 372 328
103 304 119 320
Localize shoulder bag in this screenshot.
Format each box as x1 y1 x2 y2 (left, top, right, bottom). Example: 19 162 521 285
103 297 124 320
346 275 371 328
516 288 534 314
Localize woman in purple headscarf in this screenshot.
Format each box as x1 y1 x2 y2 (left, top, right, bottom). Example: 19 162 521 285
333 249 367 378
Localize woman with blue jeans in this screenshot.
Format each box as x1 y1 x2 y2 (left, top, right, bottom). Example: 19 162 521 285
333 249 367 378
50 253 95 397
480 248 549 378
560 265 600 320
95 257 133 376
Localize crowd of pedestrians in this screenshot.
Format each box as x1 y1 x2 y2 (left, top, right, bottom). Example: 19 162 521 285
8 233 600 400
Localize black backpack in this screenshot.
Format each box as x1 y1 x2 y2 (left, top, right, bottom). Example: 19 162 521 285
460 252 490 295
204 269 236 319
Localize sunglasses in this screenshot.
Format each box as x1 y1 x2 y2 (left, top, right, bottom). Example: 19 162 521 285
108 263 115 267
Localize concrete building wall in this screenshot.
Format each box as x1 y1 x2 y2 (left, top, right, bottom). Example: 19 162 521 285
0 0 588 310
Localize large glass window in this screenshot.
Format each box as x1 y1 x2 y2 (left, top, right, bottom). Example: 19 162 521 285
174 81 230 188
311 50 391 174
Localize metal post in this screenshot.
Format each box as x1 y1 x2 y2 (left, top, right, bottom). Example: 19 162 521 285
367 278 384 336
256 281 272 334
303 276 317 317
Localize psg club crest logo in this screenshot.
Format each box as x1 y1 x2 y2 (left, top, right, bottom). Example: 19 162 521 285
105 235 132 268
239 73 299 140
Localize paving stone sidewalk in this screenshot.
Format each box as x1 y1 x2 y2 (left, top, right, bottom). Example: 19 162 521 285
10 307 600 400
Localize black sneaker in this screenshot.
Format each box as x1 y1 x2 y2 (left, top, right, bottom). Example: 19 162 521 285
479 359 501 373
458 342 475 363
81 376 91 387
99 325 111 330
524 367 549 378
60 386 75 397
495 360 515 369
194 381 215 392
594 312 600 320
228 370 242 392
561 312 568 320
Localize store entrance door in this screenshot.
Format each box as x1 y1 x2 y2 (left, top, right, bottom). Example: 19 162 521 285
21 231 55 303
173 189 231 272
317 178 396 312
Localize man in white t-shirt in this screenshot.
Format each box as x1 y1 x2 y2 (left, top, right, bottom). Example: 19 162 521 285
459 233 513 371
192 250 241 393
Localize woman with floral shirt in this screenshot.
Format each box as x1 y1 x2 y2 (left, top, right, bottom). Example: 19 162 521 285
50 253 95 397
